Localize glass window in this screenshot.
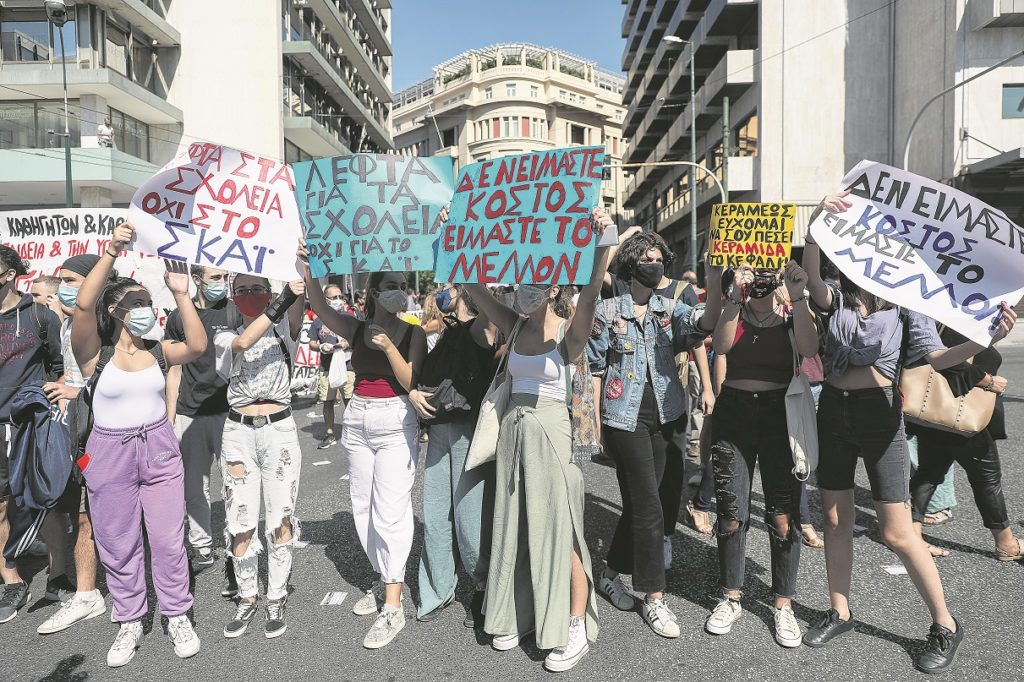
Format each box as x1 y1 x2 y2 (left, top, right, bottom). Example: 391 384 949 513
530 85 539 98
570 124 585 145
132 42 156 90
105 22 129 76
734 113 759 157
109 107 150 161
502 116 520 137
505 82 517 96
484 87 492 100
441 127 456 147
52 16 76 62
37 101 81 148
1002 84 1024 119
0 102 37 149
0 7 75 62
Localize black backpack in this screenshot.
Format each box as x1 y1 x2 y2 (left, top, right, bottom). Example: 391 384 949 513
417 320 495 424
69 342 168 470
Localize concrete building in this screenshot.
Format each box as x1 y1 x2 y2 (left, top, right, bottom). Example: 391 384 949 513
391 43 630 223
621 0 1024 274
0 0 393 209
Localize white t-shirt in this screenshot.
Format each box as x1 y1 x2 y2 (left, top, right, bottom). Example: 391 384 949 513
97 123 114 147
214 319 297 409
60 318 85 388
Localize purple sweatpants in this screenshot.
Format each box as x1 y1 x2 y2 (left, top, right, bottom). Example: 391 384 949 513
84 418 193 622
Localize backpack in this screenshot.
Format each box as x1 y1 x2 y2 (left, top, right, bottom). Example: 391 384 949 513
28 303 56 380
68 341 168 471
417 319 495 424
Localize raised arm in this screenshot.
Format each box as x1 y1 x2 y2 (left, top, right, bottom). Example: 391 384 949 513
926 303 1016 369
72 221 133 375
297 239 360 342
602 224 642 288
697 262 725 334
712 266 751 356
784 261 819 358
464 284 519 338
161 261 207 366
565 208 615 362
803 192 851 310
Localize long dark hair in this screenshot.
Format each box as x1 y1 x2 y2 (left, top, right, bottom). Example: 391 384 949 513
613 232 675 282
552 285 575 319
98 276 144 344
451 284 478 316
838 273 892 315
365 271 408 319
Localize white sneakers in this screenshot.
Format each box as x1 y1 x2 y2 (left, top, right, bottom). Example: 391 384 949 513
663 537 673 570
492 628 534 651
363 605 405 649
38 592 106 634
705 597 743 635
596 571 636 611
773 605 803 648
107 621 143 668
544 616 589 672
642 598 680 638
169 615 201 659
352 583 383 616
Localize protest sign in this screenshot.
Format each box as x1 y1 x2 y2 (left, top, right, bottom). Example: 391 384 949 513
435 146 606 285
708 203 795 269
0 208 176 330
293 154 455 277
291 318 321 394
809 160 1024 345
128 141 302 282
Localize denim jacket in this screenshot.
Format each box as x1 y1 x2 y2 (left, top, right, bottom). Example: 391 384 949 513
588 292 707 432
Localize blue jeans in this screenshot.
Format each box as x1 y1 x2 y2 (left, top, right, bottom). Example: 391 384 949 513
417 417 495 618
908 435 956 513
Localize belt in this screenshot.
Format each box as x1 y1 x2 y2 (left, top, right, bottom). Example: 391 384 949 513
228 407 291 428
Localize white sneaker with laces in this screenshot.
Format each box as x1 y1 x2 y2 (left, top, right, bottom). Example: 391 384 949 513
642 598 680 638
107 621 143 668
352 582 383 616
492 628 534 651
37 593 106 634
663 536 673 570
363 605 405 649
597 571 635 611
168 615 201 659
544 616 589 672
705 597 742 635
773 605 802 648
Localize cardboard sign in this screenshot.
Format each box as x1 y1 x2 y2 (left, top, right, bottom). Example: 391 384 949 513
293 154 454 277
435 146 605 285
128 142 302 282
709 202 795 269
809 160 1024 345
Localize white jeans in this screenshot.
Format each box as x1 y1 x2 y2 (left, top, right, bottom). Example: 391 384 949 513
221 414 302 600
341 395 418 584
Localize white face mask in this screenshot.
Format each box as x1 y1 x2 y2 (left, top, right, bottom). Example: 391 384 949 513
328 299 345 311
376 289 408 314
515 285 549 315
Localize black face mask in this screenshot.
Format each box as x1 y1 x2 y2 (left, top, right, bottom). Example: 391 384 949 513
748 272 780 299
633 262 665 289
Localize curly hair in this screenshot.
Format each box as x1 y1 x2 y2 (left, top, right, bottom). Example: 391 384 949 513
551 285 575 319
613 231 675 283
0 245 28 278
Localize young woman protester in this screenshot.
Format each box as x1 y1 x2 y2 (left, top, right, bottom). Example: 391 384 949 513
465 208 613 673
587 231 723 639
703 262 818 647
215 274 305 640
409 284 497 627
802 192 1017 674
299 245 427 650
70 222 206 667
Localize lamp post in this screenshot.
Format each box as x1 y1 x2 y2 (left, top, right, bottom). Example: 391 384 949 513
663 35 699 272
45 0 73 208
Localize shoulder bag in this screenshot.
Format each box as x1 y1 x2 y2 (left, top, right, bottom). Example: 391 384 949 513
464 317 525 471
785 329 818 481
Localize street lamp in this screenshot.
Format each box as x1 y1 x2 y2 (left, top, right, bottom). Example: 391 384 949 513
662 35 699 272
45 0 73 208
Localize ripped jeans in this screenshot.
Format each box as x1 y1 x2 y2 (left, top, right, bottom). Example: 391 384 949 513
711 387 802 598
221 414 302 601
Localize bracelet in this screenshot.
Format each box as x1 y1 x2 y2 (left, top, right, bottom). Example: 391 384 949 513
791 294 807 303
106 248 119 258
727 296 744 306
984 375 996 391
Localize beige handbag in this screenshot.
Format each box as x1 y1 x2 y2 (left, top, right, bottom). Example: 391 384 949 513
785 330 818 481
900 362 996 436
464 318 525 471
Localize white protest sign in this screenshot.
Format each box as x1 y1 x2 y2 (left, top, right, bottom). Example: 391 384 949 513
0 208 176 329
128 141 303 282
809 160 1024 346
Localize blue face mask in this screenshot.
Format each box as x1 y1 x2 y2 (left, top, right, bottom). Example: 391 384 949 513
57 283 79 309
123 308 157 336
435 289 452 312
202 281 228 302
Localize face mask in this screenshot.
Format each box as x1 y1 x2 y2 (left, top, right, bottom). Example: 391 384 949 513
748 272 781 299
123 308 157 336
328 299 346 311
515 285 549 315
234 292 272 317
633 262 665 289
376 289 408 314
57 283 79 308
202 281 228 302
435 289 452 312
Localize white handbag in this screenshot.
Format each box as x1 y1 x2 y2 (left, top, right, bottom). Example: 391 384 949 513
465 318 524 471
327 350 348 389
785 330 818 481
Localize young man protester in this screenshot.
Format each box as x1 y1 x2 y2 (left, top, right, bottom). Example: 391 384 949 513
308 283 352 450
166 266 234 583
0 246 65 624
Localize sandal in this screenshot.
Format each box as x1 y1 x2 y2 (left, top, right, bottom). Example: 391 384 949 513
995 537 1024 562
922 509 954 525
801 525 825 549
927 544 951 558
686 502 713 536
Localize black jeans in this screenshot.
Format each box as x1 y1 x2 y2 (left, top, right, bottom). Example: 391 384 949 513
658 402 688 536
711 387 802 598
910 428 1009 530
604 384 683 593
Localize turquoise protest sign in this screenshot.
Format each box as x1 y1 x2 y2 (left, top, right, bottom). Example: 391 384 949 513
293 154 455 277
435 146 605 285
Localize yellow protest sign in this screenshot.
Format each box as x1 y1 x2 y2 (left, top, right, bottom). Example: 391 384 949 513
708 202 796 270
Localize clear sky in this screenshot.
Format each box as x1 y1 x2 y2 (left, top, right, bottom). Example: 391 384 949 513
390 0 626 92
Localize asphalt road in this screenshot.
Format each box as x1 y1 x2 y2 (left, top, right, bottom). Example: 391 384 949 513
5 349 1024 682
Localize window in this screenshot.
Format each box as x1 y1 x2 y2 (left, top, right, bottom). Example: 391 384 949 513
502 116 520 137
505 82 517 97
0 7 76 62
734 113 759 157
530 85 539 98
570 124 585 145
0 100 82 150
1002 84 1024 119
105 22 130 76
484 87 493 100
441 126 457 147
109 107 151 162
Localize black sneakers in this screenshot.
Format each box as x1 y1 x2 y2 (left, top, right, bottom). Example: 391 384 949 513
916 618 964 674
44 574 76 602
191 548 216 574
221 558 238 599
265 597 287 639
463 591 485 629
317 434 338 450
223 599 259 638
803 609 855 647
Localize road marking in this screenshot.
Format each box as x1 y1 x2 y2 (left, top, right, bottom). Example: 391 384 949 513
313 460 331 466
320 591 349 606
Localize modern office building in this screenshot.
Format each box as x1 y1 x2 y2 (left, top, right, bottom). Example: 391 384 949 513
391 43 630 223
621 0 1024 274
0 0 392 209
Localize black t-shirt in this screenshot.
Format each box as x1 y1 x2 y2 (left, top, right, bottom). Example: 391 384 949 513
419 318 497 424
308 318 340 370
166 301 230 416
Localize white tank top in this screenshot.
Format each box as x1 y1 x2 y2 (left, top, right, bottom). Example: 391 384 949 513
92 359 166 429
508 345 567 401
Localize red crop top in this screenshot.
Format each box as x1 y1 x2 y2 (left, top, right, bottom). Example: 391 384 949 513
726 319 793 385
349 323 413 398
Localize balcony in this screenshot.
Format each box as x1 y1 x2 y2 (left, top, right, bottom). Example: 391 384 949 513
349 0 392 56
972 0 1024 27
284 115 351 157
0 147 158 206
282 41 392 149
91 0 180 46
